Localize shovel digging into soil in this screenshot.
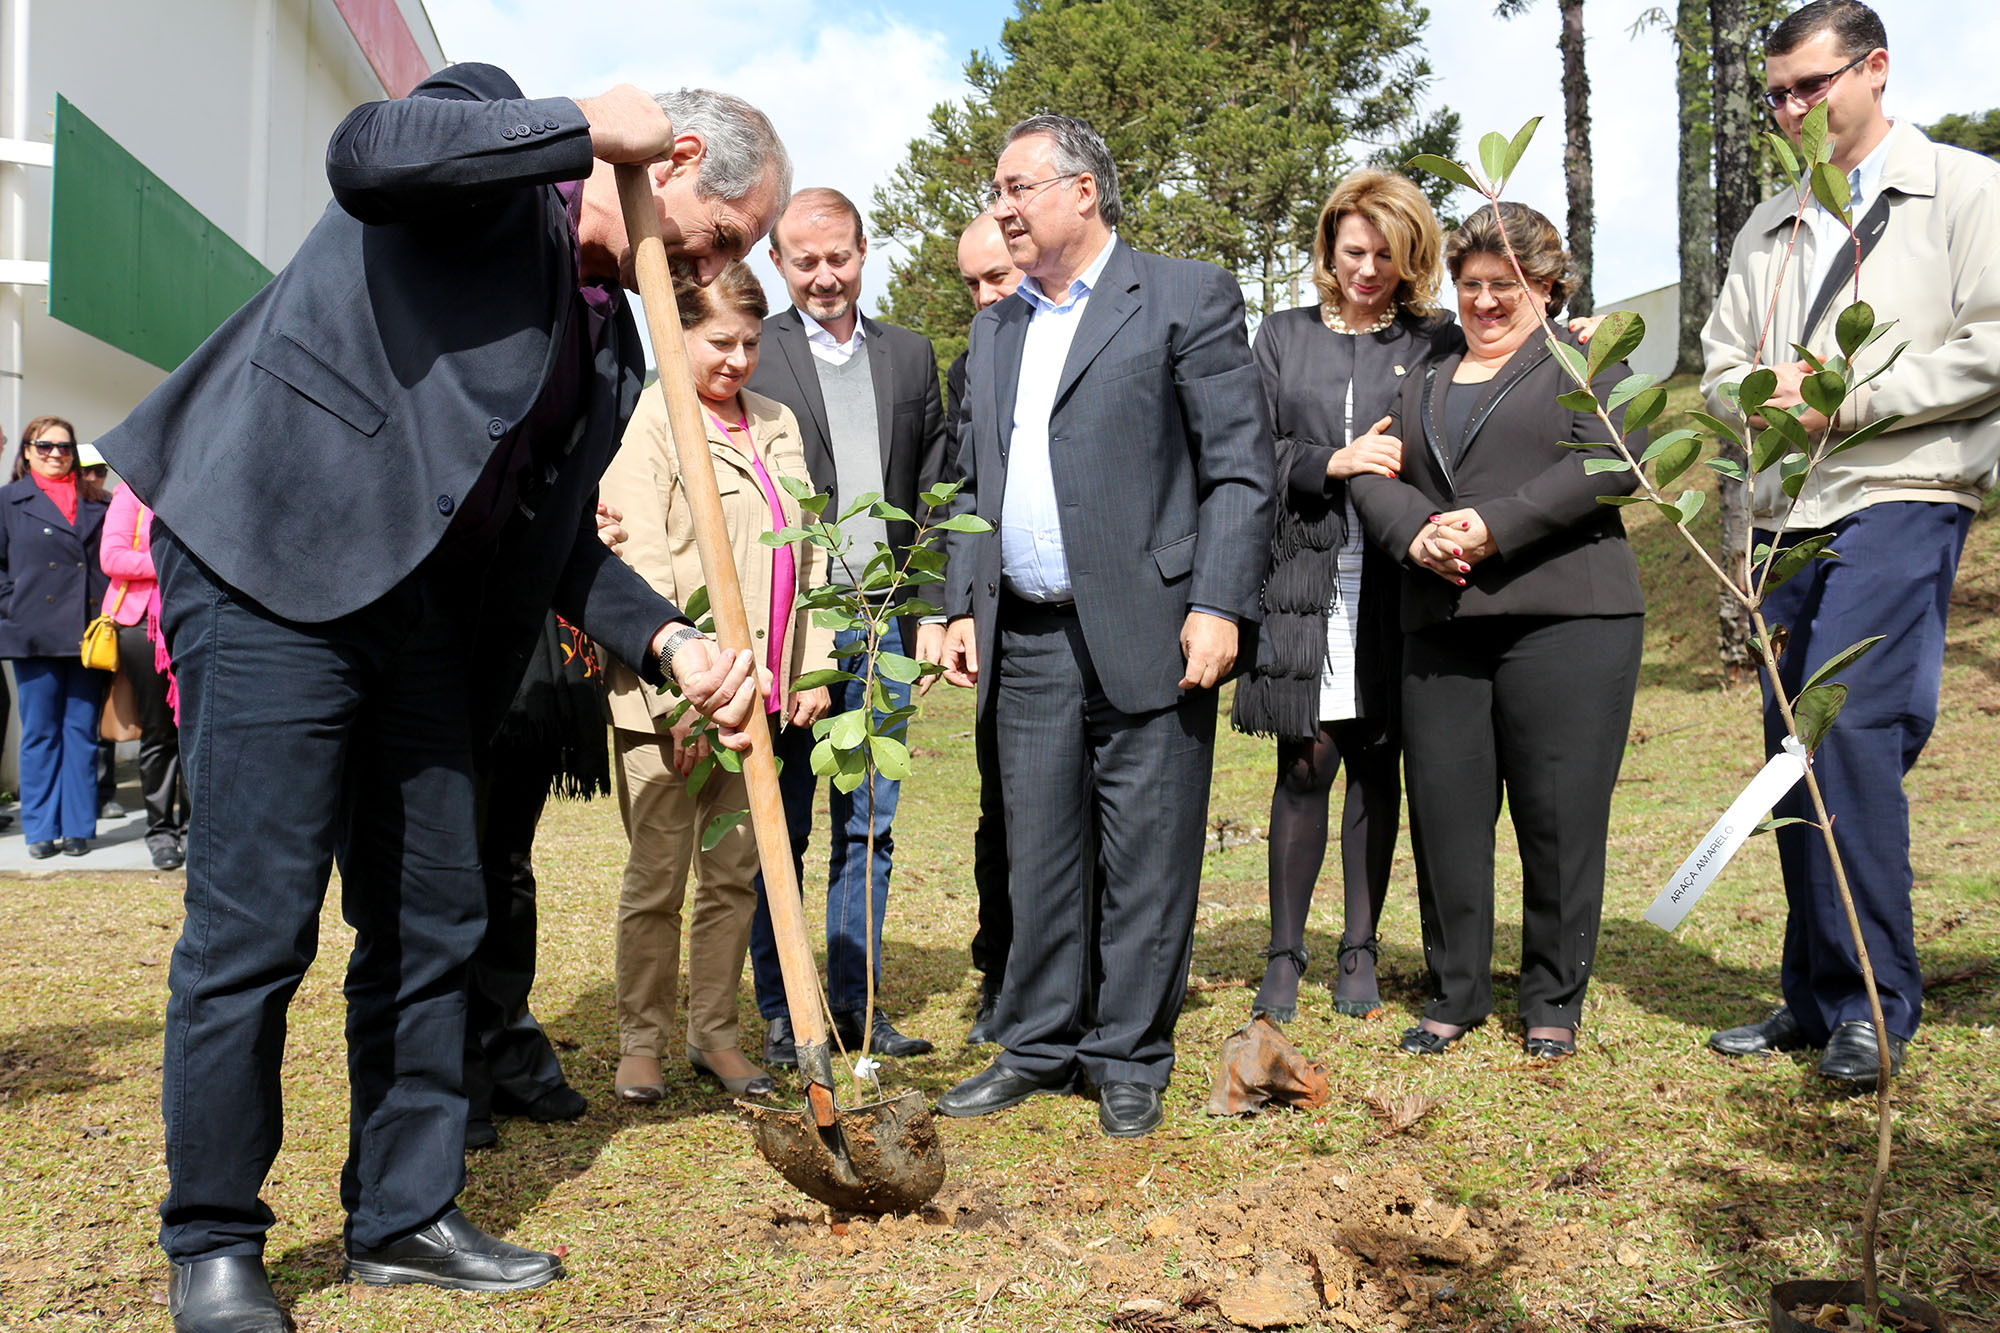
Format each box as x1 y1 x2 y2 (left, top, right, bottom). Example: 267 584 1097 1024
614 162 946 1214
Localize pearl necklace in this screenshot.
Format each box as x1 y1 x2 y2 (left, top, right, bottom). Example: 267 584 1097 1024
1321 301 1398 336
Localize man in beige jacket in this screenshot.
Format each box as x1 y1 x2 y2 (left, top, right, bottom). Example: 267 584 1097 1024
1700 0 2000 1086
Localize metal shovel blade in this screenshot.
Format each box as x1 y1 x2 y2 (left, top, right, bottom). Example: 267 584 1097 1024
740 1089 947 1214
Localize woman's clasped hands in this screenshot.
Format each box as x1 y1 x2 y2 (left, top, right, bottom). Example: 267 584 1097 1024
1408 509 1495 587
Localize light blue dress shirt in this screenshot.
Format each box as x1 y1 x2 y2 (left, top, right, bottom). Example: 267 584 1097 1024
1000 233 1119 602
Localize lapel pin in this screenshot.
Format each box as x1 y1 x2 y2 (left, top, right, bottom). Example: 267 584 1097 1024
1394 364 1407 376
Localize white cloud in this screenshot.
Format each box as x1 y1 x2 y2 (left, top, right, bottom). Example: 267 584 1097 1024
421 0 974 348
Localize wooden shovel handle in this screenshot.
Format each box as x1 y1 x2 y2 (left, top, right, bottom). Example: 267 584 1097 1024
613 164 830 1060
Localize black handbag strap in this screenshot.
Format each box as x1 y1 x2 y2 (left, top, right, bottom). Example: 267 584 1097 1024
1804 189 1896 341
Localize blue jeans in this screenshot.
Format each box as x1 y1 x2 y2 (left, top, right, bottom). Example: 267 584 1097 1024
1759 501 1972 1042
14 657 105 843
750 617 909 1018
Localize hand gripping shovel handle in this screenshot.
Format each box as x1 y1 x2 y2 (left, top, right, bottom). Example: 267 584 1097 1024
613 165 837 1128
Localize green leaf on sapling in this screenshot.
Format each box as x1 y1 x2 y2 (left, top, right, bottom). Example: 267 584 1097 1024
1763 532 1837 591
838 490 883 522
1406 153 1483 193
869 500 916 525
681 585 711 623
1596 495 1652 507
1583 310 1645 383
1826 413 1905 457
790 668 859 690
1753 816 1815 835
920 481 964 509
869 734 913 781
1764 131 1801 184
1793 681 1847 751
700 810 748 852
1545 337 1588 384
1606 373 1658 410
1707 457 1748 482
684 752 716 798
1803 635 1884 691
1792 344 1825 373
714 747 742 773
1799 101 1831 169
1674 490 1706 525
1834 301 1876 358
1479 131 1510 186
1799 367 1847 420
829 709 869 750
1810 160 1852 223
1557 388 1600 412
1639 428 1700 463
1583 459 1632 475
779 474 814 501
1652 436 1702 488
1781 455 1811 497
932 513 995 533
1737 368 1779 416
874 652 925 684
1620 386 1668 432
1504 116 1542 178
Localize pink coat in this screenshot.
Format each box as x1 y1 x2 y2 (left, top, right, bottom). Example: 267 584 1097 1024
98 484 159 626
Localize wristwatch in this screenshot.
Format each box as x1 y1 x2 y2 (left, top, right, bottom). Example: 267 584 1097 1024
658 624 706 685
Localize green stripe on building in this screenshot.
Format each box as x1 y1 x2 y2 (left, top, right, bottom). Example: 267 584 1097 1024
48 95 273 373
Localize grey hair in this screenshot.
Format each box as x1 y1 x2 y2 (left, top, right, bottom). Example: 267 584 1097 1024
1004 114 1122 229
653 88 792 203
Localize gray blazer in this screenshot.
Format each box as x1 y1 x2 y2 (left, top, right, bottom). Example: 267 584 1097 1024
944 239 1275 715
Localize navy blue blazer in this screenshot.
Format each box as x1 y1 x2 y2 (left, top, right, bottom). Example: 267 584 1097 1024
94 63 677 730
0 478 110 660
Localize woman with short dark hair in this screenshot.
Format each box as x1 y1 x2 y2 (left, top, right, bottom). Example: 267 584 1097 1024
0 415 111 857
1350 203 1647 1060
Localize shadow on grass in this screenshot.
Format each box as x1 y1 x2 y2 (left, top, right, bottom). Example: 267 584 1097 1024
0 1015 161 1108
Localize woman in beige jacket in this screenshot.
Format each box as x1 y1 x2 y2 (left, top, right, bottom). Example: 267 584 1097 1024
600 262 833 1101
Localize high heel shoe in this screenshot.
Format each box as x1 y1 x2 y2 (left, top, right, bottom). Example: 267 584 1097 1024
1333 936 1382 1017
614 1054 665 1104
687 1046 775 1097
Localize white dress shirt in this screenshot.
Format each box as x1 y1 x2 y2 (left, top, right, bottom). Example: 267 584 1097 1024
1803 123 1893 304
799 307 866 366
1000 232 1119 602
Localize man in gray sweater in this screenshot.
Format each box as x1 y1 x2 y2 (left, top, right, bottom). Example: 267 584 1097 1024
744 188 949 1064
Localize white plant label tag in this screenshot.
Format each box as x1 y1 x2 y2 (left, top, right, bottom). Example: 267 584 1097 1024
1645 737 1810 931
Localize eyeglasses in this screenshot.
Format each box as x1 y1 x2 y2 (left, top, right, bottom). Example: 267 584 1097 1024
1454 278 1524 299
985 173 1080 209
28 440 75 455
1762 52 1869 110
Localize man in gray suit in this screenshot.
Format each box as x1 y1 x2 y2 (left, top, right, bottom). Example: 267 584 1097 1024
743 188 947 1064
936 115 1274 1137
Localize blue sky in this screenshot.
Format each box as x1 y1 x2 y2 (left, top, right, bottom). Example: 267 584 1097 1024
420 0 1991 318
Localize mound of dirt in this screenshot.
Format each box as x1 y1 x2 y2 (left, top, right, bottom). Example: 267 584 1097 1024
720 1160 1605 1329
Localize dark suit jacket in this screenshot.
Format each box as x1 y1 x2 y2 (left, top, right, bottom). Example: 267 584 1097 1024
0 479 110 659
746 309 948 590
1349 330 1647 631
944 239 1276 716
94 63 675 731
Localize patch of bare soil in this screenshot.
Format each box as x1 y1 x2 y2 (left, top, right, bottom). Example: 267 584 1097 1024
713 1161 1603 1329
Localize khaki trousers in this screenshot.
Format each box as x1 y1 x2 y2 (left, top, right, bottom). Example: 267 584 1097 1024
614 727 759 1057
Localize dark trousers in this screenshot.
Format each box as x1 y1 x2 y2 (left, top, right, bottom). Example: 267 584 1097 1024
13 657 104 843
115 621 188 845
154 533 485 1260
1759 501 1972 1043
968 696 1011 986
748 618 911 1018
462 749 569 1120
1401 614 1642 1029
992 601 1216 1089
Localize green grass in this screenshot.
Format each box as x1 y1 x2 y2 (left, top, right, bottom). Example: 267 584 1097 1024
3 378 1997 1330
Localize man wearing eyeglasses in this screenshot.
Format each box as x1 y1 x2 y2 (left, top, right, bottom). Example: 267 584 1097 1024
935 115 1274 1137
1700 0 2000 1087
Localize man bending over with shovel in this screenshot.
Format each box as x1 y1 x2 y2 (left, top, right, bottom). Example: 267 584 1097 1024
94 65 790 1333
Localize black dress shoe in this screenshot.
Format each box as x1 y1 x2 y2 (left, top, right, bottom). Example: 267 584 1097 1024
833 1009 934 1058
1397 1023 1473 1055
763 1014 798 1069
1708 1004 1808 1057
1097 1081 1164 1138
62 836 89 856
937 1062 1072 1117
26 840 58 860
1523 1033 1576 1060
464 1117 499 1151
1817 1020 1907 1087
167 1254 293 1332
491 1083 587 1122
966 979 1002 1046
344 1209 563 1291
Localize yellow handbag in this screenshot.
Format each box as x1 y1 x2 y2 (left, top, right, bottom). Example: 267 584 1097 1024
81 501 145 671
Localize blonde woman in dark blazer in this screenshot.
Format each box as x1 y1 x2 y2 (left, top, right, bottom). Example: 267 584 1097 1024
600 262 832 1102
1350 203 1646 1061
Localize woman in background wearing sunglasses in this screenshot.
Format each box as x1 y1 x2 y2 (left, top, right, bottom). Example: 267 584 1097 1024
0 416 111 857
